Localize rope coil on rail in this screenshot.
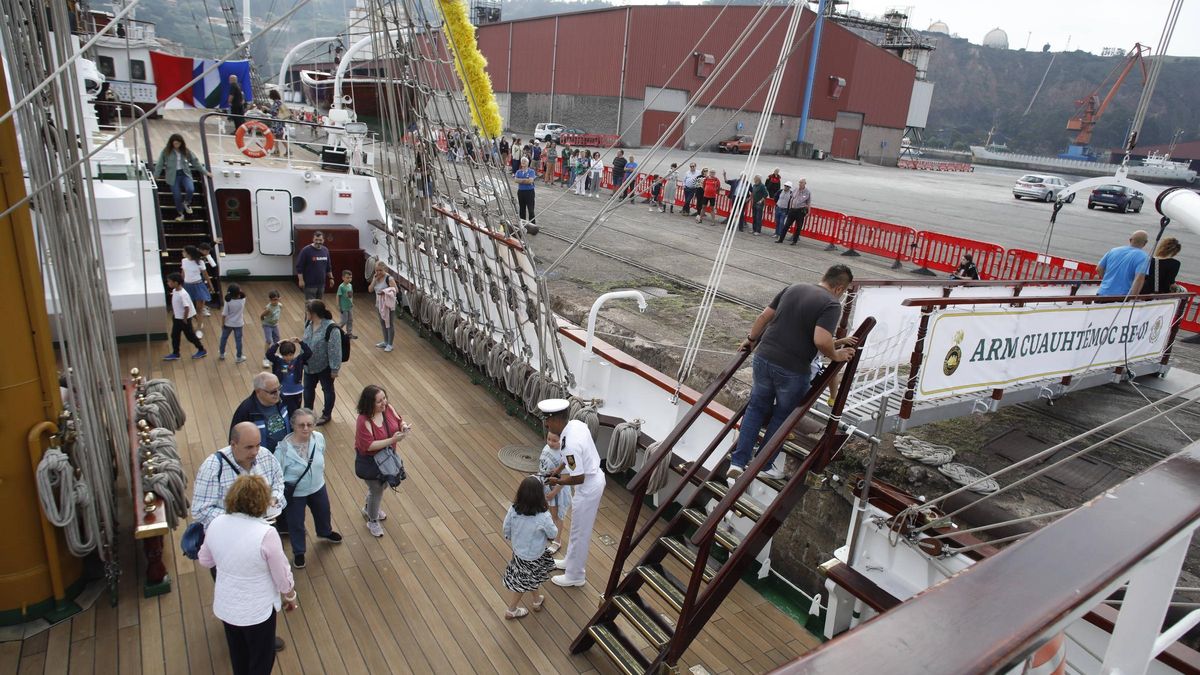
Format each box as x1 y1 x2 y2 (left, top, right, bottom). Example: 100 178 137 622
606 420 642 473
36 443 101 556
643 441 672 494
573 404 601 440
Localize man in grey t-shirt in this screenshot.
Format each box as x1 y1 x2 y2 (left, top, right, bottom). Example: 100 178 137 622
729 265 857 479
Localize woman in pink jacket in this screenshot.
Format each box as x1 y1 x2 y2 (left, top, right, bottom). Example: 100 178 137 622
371 261 399 352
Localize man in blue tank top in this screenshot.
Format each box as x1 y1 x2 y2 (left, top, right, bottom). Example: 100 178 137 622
1097 230 1150 297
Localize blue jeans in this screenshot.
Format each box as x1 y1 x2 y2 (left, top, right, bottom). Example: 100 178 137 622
731 354 811 469
219 326 243 357
171 170 194 214
262 324 280 348
284 484 334 556
774 206 788 239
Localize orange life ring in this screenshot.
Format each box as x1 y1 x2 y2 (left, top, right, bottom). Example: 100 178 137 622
235 120 275 158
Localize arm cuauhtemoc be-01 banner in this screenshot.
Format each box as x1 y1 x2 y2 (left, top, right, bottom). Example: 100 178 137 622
915 300 1177 401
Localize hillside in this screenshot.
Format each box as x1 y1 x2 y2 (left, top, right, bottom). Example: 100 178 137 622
922 35 1200 155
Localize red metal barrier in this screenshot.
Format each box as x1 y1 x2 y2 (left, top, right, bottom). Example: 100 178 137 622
801 207 843 246
840 216 916 268
559 133 620 148
998 249 1099 281
1175 282 1200 334
911 231 1006 279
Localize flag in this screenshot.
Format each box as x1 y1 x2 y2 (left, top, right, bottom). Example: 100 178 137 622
148 51 194 105
193 59 254 109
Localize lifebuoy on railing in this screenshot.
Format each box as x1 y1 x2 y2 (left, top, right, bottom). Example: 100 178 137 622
235 120 275 158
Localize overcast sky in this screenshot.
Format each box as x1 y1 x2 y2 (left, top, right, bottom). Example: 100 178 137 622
834 0 1198 56
614 0 1199 57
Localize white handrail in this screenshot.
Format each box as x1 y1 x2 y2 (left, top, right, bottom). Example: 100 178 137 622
277 36 343 92
586 291 647 351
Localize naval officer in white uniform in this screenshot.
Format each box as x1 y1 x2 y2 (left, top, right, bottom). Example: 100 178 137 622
540 398 606 588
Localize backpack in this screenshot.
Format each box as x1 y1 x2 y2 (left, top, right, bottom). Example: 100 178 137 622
325 323 351 362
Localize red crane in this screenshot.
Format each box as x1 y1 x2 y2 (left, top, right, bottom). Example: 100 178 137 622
1065 43 1149 148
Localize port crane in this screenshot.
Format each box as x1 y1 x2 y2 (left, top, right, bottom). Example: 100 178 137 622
1061 42 1149 160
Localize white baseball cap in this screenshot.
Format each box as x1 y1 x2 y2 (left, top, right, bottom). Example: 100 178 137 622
783 181 793 188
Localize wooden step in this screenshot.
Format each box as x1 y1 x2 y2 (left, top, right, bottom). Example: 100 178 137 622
612 594 671 650
702 480 763 521
680 508 741 551
636 566 685 613
587 624 649 675
756 473 787 492
660 536 719 582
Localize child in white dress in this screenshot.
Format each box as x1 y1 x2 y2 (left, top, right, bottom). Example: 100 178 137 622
538 431 571 554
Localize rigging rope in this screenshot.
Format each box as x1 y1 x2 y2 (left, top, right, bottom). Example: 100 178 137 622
606 420 642 473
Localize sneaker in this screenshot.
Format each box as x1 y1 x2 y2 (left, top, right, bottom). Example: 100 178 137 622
261 358 271 368
551 575 586 588
384 344 394 352
192 350 207 359
219 352 226 360
753 232 761 236
762 466 786 480
361 506 388 521
293 554 306 569
376 341 388 348
235 356 246 363
367 520 384 537
726 465 744 480
318 531 343 543
175 214 185 222
184 205 194 215
195 330 204 339
162 353 181 361
202 308 211 317
315 416 331 426
553 558 566 570
349 334 359 340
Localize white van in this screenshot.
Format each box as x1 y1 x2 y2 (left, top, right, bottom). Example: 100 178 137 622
533 122 564 142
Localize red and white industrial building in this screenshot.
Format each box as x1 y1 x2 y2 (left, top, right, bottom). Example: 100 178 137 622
476 5 930 164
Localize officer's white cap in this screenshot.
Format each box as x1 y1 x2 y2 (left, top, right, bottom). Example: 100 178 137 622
537 398 570 415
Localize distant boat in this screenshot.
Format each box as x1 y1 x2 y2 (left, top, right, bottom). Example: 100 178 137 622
970 144 1197 184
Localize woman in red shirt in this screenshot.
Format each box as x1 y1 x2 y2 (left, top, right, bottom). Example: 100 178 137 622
697 169 721 225
354 384 409 537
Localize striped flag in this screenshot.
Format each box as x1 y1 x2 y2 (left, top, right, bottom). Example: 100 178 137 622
148 51 253 109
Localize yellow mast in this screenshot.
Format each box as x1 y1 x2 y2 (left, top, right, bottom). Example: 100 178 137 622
0 52 82 622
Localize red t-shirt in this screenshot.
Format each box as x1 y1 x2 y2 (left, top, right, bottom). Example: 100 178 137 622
703 176 720 199
354 406 403 456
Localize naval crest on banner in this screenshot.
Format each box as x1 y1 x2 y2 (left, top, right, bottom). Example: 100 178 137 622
1150 316 1164 344
943 329 965 376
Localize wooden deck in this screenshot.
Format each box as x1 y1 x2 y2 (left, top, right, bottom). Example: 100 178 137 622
3 282 819 674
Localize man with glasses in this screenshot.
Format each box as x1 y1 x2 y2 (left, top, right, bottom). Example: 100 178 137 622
231 372 292 457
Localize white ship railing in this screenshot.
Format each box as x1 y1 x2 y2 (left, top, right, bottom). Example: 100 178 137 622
774 441 1200 674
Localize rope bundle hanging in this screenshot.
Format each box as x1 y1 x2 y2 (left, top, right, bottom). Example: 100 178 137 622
144 379 186 429
36 443 100 556
573 404 601 440
567 397 585 421
140 428 189 527
643 441 672 494
522 370 545 413
606 420 642 473
506 361 533 396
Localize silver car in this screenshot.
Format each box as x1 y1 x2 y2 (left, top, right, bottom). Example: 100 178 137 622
1013 174 1075 203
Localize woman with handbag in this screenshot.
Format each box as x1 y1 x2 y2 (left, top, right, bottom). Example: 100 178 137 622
277 408 342 568
354 384 410 538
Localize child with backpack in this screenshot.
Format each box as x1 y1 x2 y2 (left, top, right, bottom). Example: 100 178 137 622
501 475 558 620
218 283 246 363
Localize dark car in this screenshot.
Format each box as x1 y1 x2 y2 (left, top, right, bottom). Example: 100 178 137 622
1088 185 1144 213
718 135 753 153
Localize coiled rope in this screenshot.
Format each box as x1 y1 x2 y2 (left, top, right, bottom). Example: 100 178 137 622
573 404 600 440
141 428 189 528
643 441 672 494
606 420 642 473
36 445 100 556
893 435 955 467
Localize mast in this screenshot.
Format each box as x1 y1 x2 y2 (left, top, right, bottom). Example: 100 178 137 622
0 57 81 623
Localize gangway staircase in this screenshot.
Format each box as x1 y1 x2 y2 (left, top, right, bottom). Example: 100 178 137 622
148 167 220 293
572 317 877 674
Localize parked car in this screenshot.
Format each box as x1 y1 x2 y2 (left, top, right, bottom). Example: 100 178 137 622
718 135 753 153
1012 174 1074 202
533 122 565 143
1088 185 1144 213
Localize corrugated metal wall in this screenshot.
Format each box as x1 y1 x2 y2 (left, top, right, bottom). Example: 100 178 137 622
508 18 555 93
476 5 914 129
